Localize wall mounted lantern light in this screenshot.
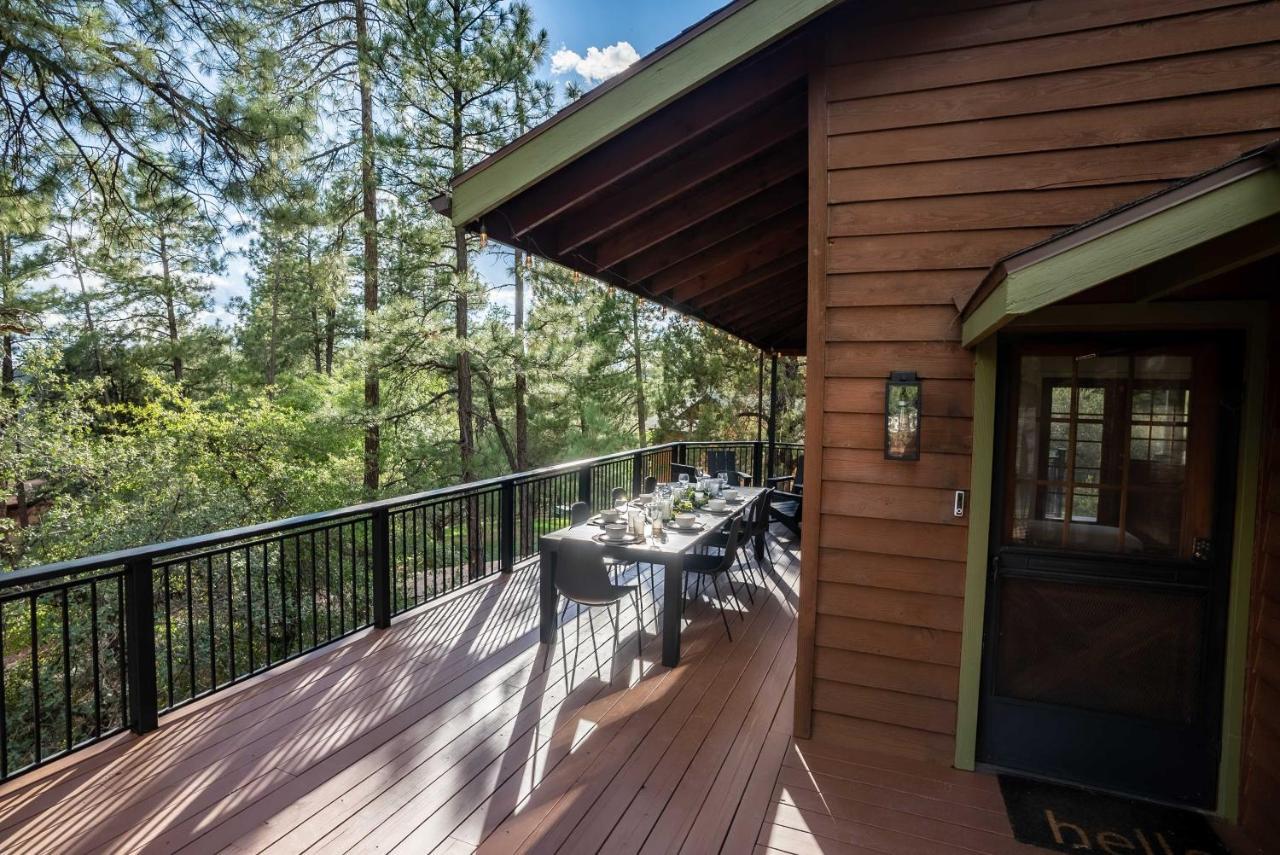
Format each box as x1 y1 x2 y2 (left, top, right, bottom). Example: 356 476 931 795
885 371 922 461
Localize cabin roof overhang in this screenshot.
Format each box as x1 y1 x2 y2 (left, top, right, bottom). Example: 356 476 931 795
961 142 1280 348
434 0 839 355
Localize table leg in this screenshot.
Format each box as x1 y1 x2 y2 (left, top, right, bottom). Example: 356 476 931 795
754 496 766 561
662 554 684 666
539 543 557 644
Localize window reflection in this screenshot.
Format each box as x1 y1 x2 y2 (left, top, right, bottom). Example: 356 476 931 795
1007 351 1193 557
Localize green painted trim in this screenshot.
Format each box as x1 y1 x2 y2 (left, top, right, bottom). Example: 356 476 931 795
963 169 1280 347
954 337 998 772
1217 309 1268 822
959 301 1267 818
450 0 839 226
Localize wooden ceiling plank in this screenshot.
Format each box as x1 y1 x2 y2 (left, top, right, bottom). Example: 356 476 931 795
697 267 806 315
555 94 806 254
669 228 806 302
622 176 808 282
493 41 806 238
646 203 806 293
587 135 807 268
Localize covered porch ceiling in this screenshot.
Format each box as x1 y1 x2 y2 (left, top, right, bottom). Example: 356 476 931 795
437 1 833 355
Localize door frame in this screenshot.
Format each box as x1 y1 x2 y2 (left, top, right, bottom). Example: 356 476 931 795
953 301 1268 821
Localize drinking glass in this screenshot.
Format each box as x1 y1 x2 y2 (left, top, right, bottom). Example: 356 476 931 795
678 472 689 488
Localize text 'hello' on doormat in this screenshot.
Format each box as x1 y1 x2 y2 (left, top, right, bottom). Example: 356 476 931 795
997 775 1229 855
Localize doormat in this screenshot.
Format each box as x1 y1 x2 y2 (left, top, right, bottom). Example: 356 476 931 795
997 776 1229 854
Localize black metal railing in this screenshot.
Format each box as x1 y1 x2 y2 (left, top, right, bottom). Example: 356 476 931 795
0 439 801 782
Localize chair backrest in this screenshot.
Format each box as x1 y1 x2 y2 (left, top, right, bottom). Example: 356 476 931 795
751 487 772 533
671 462 698 481
722 469 741 487
713 517 745 573
570 501 590 525
794 455 805 488
611 486 627 504
706 450 737 479
643 476 658 493
555 538 617 603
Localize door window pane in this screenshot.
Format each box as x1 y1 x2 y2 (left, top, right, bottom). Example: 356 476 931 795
1006 350 1194 557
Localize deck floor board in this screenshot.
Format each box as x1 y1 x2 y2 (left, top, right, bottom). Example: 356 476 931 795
0 531 1062 854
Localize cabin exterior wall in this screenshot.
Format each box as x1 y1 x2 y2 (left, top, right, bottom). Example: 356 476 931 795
797 0 1280 804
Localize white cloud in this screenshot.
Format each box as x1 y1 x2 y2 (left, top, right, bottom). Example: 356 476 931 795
550 41 639 84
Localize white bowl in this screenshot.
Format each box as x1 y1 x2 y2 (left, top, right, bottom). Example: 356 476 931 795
600 509 620 523
707 499 726 511
674 512 697 527
723 490 740 500
602 523 627 540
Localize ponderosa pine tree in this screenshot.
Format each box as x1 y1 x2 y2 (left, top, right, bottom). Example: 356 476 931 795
392 0 553 481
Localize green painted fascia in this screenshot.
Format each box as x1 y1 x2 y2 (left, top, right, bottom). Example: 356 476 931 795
1217 308 1268 822
450 0 840 227
963 169 1280 347
954 337 998 771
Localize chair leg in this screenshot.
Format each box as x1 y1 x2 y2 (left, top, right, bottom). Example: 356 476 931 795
587 606 602 677
711 574 733 641
734 553 755 605
633 590 643 659
647 566 659 632
724 572 745 621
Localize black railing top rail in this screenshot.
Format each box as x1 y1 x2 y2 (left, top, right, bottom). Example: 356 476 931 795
1 440 803 590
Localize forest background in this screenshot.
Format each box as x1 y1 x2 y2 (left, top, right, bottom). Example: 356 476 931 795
0 0 804 571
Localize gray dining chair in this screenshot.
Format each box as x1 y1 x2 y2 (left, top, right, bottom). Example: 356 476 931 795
643 476 658 493
554 537 643 677
683 516 747 641
570 501 590 525
706 490 771 596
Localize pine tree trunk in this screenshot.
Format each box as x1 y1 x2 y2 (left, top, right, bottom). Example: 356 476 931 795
267 267 279 385
513 249 528 471
631 297 647 444
455 224 474 481
1 237 13 396
66 224 108 401
159 231 182 384
356 0 380 495
325 307 335 375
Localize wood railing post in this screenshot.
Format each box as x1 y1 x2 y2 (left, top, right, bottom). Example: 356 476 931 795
371 507 391 628
124 556 158 734
631 452 643 498
752 440 764 486
500 480 515 573
578 465 592 509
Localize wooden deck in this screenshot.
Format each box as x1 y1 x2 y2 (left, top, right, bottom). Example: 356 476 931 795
0 531 1055 854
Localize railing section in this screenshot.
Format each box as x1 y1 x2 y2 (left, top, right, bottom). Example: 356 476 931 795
0 438 799 782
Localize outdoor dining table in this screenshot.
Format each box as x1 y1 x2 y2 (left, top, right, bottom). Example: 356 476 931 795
538 485 766 667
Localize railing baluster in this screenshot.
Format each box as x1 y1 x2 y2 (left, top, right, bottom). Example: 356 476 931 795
124 556 158 734
206 554 216 691
90 580 101 739
29 597 40 763
371 507 391 628
1 602 8 778
500 480 515 573
61 589 71 753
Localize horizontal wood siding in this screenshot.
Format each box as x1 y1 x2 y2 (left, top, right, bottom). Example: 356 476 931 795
1241 302 1280 845
803 0 1280 762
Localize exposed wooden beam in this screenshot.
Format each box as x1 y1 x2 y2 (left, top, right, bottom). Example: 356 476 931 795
718 285 807 327
698 269 806 318
621 175 807 282
496 44 805 238
686 249 807 309
646 203 806 295
731 301 807 340
586 135 807 268
669 225 806 302
555 94 805 254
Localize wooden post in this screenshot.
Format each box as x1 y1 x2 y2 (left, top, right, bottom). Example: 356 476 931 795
766 353 779 482
124 556 158 734
578 465 592 509
371 507 391 627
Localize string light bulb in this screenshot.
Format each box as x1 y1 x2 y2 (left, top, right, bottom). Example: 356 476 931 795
524 253 533 269
478 222 487 249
